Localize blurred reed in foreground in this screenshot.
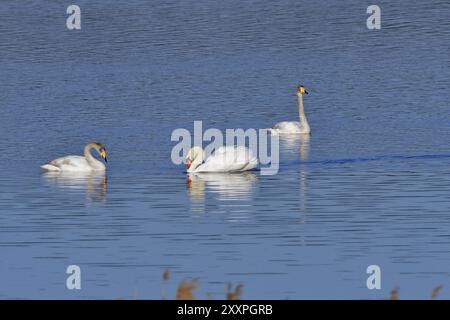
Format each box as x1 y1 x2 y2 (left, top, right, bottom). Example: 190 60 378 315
389 285 443 300
162 269 243 300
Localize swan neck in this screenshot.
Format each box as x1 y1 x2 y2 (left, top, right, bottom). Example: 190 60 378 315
187 147 205 172
297 94 306 122
84 144 99 166
297 94 309 126
189 158 203 172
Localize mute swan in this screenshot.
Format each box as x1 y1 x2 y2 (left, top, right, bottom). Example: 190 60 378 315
186 146 258 173
40 142 107 172
270 85 311 135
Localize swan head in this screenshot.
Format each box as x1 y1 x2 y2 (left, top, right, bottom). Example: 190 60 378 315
92 142 108 163
186 147 205 171
297 85 308 96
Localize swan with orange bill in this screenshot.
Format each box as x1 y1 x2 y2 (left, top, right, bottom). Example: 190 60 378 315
185 146 258 173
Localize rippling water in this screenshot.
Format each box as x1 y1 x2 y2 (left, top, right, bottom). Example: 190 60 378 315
0 0 449 299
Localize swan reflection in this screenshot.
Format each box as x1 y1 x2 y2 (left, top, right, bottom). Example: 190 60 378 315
42 171 107 202
187 172 257 202
277 134 310 223
278 133 310 161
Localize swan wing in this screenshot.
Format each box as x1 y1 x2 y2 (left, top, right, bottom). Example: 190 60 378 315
199 146 258 172
240 153 259 171
231 146 258 171
271 121 303 133
42 156 91 172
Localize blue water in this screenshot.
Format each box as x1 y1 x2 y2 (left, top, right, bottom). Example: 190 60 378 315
0 0 449 299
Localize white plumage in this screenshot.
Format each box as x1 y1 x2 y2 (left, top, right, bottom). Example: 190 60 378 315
270 85 311 135
269 121 309 134
186 146 258 173
41 142 107 172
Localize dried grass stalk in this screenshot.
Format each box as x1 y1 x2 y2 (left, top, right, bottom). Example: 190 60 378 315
226 282 243 300
431 285 443 300
176 279 198 300
389 287 399 300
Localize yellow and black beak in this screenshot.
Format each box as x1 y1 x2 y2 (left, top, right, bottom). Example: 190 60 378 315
101 150 107 163
299 85 309 95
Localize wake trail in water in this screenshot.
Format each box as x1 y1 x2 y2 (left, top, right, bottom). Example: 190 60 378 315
282 153 450 168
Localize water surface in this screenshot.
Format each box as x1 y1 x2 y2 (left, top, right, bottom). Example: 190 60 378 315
0 0 449 299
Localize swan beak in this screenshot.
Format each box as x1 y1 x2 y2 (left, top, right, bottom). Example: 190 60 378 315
186 160 191 170
101 151 107 163
299 86 308 95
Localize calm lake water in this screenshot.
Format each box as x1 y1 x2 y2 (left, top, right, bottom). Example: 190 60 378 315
0 0 449 299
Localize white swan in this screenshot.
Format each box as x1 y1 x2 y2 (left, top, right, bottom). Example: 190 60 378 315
40 142 107 172
186 146 258 173
270 85 311 135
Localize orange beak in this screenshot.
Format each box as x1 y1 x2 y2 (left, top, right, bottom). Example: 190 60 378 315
187 175 191 190
186 160 191 169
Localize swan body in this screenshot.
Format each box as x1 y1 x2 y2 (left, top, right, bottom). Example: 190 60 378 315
186 146 258 173
41 142 108 172
270 85 310 135
270 121 308 134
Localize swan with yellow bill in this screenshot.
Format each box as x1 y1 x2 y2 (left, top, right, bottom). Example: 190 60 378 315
40 142 108 172
269 85 311 135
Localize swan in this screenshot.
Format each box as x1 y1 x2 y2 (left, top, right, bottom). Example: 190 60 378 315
269 85 311 135
40 142 107 172
185 146 258 173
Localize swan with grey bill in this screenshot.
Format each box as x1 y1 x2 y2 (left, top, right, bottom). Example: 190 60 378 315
40 142 108 172
185 146 258 173
269 85 311 135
